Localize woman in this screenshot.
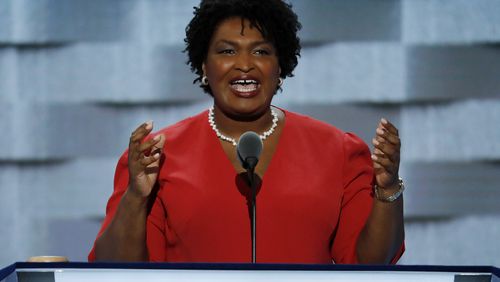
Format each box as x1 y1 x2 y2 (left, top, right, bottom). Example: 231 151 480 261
90 0 404 264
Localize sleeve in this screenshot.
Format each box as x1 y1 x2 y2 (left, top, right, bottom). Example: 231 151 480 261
330 132 375 264
330 133 404 264
88 150 166 262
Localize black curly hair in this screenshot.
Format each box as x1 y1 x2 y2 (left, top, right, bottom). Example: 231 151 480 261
184 0 302 95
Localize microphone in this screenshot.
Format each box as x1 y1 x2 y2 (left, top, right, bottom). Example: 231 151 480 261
237 131 263 172
236 131 262 264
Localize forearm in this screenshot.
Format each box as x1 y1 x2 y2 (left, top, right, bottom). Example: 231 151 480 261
356 193 404 264
94 188 149 261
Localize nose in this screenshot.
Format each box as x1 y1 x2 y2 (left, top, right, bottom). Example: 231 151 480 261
234 53 254 73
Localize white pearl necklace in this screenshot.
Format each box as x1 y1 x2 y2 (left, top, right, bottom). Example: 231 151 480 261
208 106 279 146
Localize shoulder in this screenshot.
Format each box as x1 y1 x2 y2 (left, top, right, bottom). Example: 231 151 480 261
116 110 208 163
282 109 368 151
154 110 208 141
283 109 345 139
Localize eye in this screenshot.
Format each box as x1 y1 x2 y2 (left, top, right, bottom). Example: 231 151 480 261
254 49 270 56
218 49 235 55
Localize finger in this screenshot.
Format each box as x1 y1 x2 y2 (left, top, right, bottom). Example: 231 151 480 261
130 121 153 144
372 154 386 173
373 136 399 155
151 134 166 154
380 118 399 136
153 134 166 151
372 138 399 162
144 165 160 175
373 147 385 157
129 121 154 160
375 127 400 147
373 161 383 170
371 154 398 174
139 152 161 167
373 147 398 164
138 135 162 155
139 135 166 166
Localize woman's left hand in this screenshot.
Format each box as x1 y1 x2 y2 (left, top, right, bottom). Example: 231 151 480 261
371 118 401 190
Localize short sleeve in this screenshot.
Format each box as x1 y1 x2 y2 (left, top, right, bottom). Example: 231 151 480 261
88 150 166 262
330 132 404 264
330 132 375 264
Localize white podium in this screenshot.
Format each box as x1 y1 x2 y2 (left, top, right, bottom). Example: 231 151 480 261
1 262 499 282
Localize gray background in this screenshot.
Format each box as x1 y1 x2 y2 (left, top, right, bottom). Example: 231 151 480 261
1 0 500 266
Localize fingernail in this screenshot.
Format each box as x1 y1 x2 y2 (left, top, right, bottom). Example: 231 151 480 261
371 154 378 161
153 153 160 159
376 128 384 135
153 135 160 141
145 120 153 129
372 138 380 145
381 118 388 124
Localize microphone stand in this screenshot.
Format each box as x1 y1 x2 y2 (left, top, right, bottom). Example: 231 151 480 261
237 131 262 264
245 157 258 264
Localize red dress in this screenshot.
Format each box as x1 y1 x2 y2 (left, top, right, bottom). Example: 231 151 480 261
89 109 403 263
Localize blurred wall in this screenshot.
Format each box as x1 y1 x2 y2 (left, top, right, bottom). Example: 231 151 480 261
1 0 500 265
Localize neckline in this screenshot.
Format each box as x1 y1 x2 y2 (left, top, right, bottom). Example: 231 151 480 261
207 106 289 182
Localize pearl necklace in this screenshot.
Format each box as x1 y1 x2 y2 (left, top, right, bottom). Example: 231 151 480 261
208 106 279 146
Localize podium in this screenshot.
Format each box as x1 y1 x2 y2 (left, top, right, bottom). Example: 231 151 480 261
1 262 499 282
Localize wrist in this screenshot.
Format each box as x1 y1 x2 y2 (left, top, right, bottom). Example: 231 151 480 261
125 186 149 206
374 177 405 202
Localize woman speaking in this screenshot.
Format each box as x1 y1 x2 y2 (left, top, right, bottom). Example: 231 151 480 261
89 0 404 264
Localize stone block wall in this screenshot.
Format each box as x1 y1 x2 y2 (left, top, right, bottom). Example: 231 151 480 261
1 0 499 265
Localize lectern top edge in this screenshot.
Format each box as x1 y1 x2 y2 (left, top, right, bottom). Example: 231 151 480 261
2 263 499 282
7 262 500 273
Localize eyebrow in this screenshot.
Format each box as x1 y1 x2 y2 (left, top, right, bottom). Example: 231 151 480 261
215 39 273 47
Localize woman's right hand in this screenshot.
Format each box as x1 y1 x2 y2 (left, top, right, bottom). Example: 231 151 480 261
127 121 165 198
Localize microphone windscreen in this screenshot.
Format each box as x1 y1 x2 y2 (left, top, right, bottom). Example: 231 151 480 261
237 131 263 167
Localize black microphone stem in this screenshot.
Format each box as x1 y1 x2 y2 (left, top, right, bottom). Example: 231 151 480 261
247 167 257 264
237 132 262 264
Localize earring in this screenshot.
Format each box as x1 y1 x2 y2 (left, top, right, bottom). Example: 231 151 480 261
201 76 209 86
278 77 283 87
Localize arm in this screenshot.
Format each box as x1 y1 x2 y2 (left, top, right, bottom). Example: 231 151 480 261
94 189 150 261
94 121 166 262
356 118 404 264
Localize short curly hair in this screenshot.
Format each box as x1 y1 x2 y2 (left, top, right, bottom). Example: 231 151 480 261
184 0 302 95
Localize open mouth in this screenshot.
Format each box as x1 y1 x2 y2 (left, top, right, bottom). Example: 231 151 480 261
229 79 260 93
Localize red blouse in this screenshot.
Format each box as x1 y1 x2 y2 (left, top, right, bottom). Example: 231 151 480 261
89 109 403 263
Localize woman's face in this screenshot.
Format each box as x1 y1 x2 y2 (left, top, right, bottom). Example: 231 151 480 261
203 17 281 119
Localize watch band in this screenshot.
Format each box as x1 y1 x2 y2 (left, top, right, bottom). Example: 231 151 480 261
374 177 405 202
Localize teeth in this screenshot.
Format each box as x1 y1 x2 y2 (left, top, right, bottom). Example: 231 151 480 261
231 79 258 85
231 83 259 92
230 79 260 93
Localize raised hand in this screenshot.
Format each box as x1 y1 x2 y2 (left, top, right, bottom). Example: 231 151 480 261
127 121 165 198
357 118 405 264
371 118 400 190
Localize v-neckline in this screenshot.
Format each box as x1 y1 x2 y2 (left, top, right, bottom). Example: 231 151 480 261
207 107 289 183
